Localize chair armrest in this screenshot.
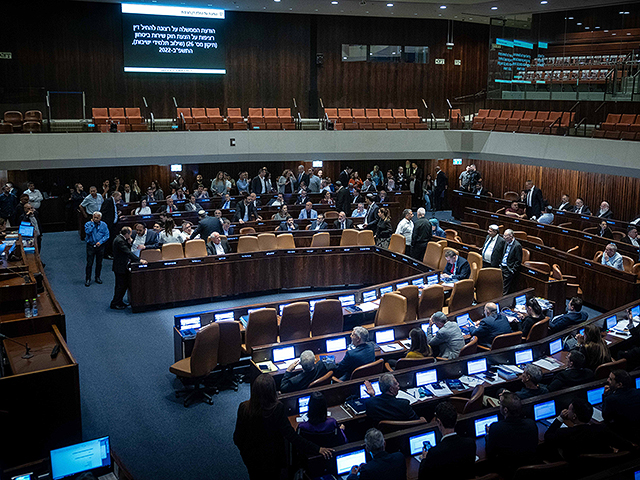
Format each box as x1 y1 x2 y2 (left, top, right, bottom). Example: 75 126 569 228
562 275 578 281
477 344 490 351
384 362 394 372
436 357 448 362
331 376 343 383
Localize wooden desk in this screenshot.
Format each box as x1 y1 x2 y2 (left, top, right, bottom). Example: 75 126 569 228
3 330 72 374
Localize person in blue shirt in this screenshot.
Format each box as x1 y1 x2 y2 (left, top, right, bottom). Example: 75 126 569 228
429 218 446 238
84 211 110 287
548 297 589 334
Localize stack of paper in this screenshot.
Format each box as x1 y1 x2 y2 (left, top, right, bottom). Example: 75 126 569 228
532 357 564 371
426 381 453 397
379 343 403 353
397 390 419 405
459 375 484 387
359 302 379 312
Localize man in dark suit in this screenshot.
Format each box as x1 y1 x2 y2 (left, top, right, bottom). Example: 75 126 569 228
279 350 334 393
558 194 574 212
99 190 121 258
482 224 506 267
410 208 432 261
335 181 351 214
573 197 591 215
334 326 375 380
433 166 447 211
363 373 419 425
468 302 511 347
548 297 588 334
191 210 223 240
131 223 160 257
233 196 259 223
206 232 232 256
347 428 405 480
310 214 328 231
441 250 471 281
524 180 544 219
548 350 594 391
295 165 309 191
333 211 353 230
156 195 178 214
250 168 269 194
220 193 234 210
363 195 378 225
499 229 522 294
418 401 475 480
122 183 139 204
338 166 352 189
624 226 640 248
111 226 146 309
602 369 640 442
278 217 298 231
597 201 614 219
486 392 539 478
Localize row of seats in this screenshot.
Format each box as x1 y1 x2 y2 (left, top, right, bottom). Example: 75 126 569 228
592 130 640 141
472 109 575 133
140 238 208 262
91 108 147 132
177 107 295 131
325 108 428 130
1 110 43 133
594 113 640 140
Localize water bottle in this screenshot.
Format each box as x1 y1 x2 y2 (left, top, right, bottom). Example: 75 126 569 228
31 298 38 317
24 299 32 318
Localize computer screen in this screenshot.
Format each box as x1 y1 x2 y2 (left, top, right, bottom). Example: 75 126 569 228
515 295 527 307
467 358 487 375
50 436 111 480
412 278 425 286
421 323 438 335
359 381 381 398
415 369 438 386
326 337 347 353
298 396 310 415
336 449 366 475
636 377 640 390
427 274 439 286
474 415 498 437
273 346 295 363
495 303 500 314
18 224 35 237
380 286 393 295
11 474 32 480
587 387 605 406
606 315 617 330
375 329 395 344
396 282 409 289
214 312 234 322
339 295 356 307
456 314 472 328
409 430 437 455
179 316 201 331
362 290 377 303
534 400 556 421
632 305 640 317
515 349 534 364
549 338 562 356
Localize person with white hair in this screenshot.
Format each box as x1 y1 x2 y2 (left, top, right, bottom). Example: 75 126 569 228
346 428 406 480
602 243 623 270
410 207 432 261
427 311 465 359
597 201 613 219
363 373 419 426
279 350 335 393
482 224 505 267
84 211 110 287
334 327 375 381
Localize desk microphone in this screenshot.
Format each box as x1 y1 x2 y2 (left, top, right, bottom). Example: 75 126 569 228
0 333 34 359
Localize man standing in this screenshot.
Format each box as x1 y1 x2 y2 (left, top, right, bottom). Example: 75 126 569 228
602 369 640 442
482 224 505 267
84 211 110 287
191 210 223 240
524 180 544 220
363 195 379 225
433 166 448 211
333 211 353 230
307 168 321 193
0 184 18 225
111 226 146 309
395 209 414 249
23 182 44 210
499 229 522 294
295 165 309 191
250 168 268 195
339 166 352 188
79 186 104 220
410 207 432 261
206 232 231 255
19 203 43 252
100 190 121 259
335 181 351 215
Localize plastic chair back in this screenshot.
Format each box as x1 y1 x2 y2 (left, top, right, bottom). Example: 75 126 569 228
350 359 384 380
217 321 242 365
185 239 207 258
475 268 504 303
277 234 296 249
423 242 443 269
311 300 344 336
257 233 278 251
374 293 407 326
388 233 406 254
311 232 330 247
397 285 419 322
140 249 162 262
245 308 278 351
162 243 184 260
418 285 444 319
448 279 475 313
279 302 311 341
357 230 375 246
190 323 220 377
237 236 259 253
340 229 359 246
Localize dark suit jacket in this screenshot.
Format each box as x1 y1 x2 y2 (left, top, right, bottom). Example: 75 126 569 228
365 203 379 224
548 310 588 334
296 172 310 191
335 342 375 380
500 239 523 274
278 222 299 231
486 417 539 476
469 314 511 347
336 187 351 214
131 229 160 249
548 368 595 392
122 191 139 203
347 451 406 480
156 204 179 214
602 387 640 441
574 205 591 215
623 235 640 247
411 217 432 247
190 216 223 241
279 361 333 393
434 170 447 192
206 238 231 255
333 218 353 230
558 202 574 212
112 234 139 274
365 393 418 425
250 176 268 194
99 197 119 227
525 186 545 218
310 220 328 230
599 227 614 239
598 209 614 219
233 202 259 222
339 170 351 188
418 434 476 480
444 256 471 280
483 234 506 267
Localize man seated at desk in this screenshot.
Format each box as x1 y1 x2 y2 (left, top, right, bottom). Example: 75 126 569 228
547 350 594 392
548 297 588 334
207 232 231 256
310 213 328 231
441 249 471 281
347 428 406 480
333 211 353 230
468 302 511 347
279 350 334 393
601 242 624 270
278 217 299 232
131 222 160 257
363 373 419 426
334 326 375 381
426 312 465 360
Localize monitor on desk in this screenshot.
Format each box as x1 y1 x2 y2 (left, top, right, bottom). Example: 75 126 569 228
336 449 367 475
534 400 556 421
179 316 201 331
298 395 311 415
273 346 295 363
214 311 234 322
549 338 562 356
359 381 381 398
375 329 395 344
467 358 487 375
50 436 111 480
587 387 605 406
309 298 326 313
427 274 439 286
396 281 409 289
416 369 438 386
18 223 35 237
605 315 617 331
456 313 473 329
409 430 437 455
636 377 640 390
515 349 534 365
412 277 425 286
380 285 393 295
474 415 498 437
326 337 347 353
339 295 356 307
362 290 378 303
421 323 438 335
515 295 527 307
632 305 640 318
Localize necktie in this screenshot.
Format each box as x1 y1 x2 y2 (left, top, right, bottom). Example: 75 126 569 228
502 243 512 266
482 238 490 259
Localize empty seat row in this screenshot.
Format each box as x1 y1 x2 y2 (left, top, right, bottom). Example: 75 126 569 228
326 108 423 127
177 107 295 131
600 113 640 132
592 130 640 141
1 110 43 133
91 108 147 132
472 109 574 134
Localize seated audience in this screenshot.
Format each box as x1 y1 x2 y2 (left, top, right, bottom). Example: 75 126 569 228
548 297 588 334
558 194 573 211
597 201 613 219
441 249 471 281
352 203 366 218
131 223 159 257
273 205 290 221
547 350 594 392
297 392 347 446
486 392 539 477
363 374 419 425
333 211 353 230
573 197 590 215
296 188 310 205
469 302 511 347
195 185 209 200
537 205 554 224
347 428 405 480
427 312 465 359
158 218 183 244
334 327 375 380
222 218 234 236
298 201 318 220
598 220 614 239
513 364 548 399
429 218 446 238
310 214 328 231
505 201 526 218
133 198 151 215
601 242 623 270
206 232 231 256
418 401 476 480
320 191 334 205
517 297 545 338
405 327 432 359
602 369 640 442
220 194 233 210
577 324 611 372
184 194 202 212
624 226 640 247
280 350 335 394
278 217 298 232
267 193 286 207
180 221 197 241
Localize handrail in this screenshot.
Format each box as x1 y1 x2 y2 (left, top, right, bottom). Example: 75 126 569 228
179 112 186 130
149 112 155 132
172 97 178 108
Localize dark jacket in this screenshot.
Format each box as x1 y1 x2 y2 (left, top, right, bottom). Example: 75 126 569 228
486 416 539 476
444 256 471 280
0 192 18 220
250 175 268 194
602 387 640 441
547 368 595 392
190 216 223 241
346 450 406 480
469 314 512 347
418 434 476 480
365 203 379 224
365 393 418 425
519 315 544 339
598 227 614 239
336 186 351 215
366 218 392 239
206 238 232 255
525 186 545 219
310 220 329 230
333 218 354 230
18 211 43 238
483 234 506 267
99 197 119 227
280 361 333 393
548 310 588 334
514 385 549 400
500 239 523 274
278 222 299 232
410 217 432 260
334 342 375 380
598 209 614 219
131 229 160 250
112 234 140 274
574 205 591 215
296 172 310 191
234 201 259 222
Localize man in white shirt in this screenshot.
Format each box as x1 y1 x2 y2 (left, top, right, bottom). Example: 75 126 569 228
602 243 624 271
482 224 505 267
352 203 366 217
395 209 414 246
268 193 286 207
558 194 573 212
23 182 44 209
207 232 231 256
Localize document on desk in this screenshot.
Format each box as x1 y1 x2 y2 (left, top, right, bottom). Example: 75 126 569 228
358 301 379 312
400 339 412 349
426 382 453 397
379 343 403 353
496 364 523 374
532 357 564 372
256 361 278 372
397 389 419 405
459 375 484 388
441 282 455 288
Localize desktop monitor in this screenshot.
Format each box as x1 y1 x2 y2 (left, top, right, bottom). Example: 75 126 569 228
375 329 395 344
359 381 381 398
362 290 377 303
636 377 640 390
298 396 311 415
632 305 640 318
421 323 438 335
427 274 438 286
587 387 605 406
409 431 437 455
474 415 498 437
214 311 234 322
456 313 472 329
415 369 438 386
605 315 617 330
309 298 326 313
326 337 347 353
273 346 295 363
179 316 201 331
339 295 356 307
412 277 425 287
11 475 32 480
18 223 35 237
396 281 409 289
549 338 562 356
515 349 534 365
467 358 487 375
515 295 527 307
534 400 556 421
336 449 367 475
50 437 111 480
380 285 393 295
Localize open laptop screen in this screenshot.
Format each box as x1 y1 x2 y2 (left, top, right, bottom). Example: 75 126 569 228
179 316 201 331
515 295 527 307
515 349 534 365
549 338 562 356
273 346 295 363
474 415 498 437
375 329 395 344
336 449 366 475
467 358 487 375
362 290 377 303
412 277 425 286
534 400 556 421
326 337 347 353
416 369 438 386
50 437 111 480
409 430 437 455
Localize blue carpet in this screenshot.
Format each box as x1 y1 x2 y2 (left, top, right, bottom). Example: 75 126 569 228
42 231 350 480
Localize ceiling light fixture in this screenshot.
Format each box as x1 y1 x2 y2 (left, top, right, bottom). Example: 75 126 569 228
331 1 338 4
387 3 394 6
440 5 447 9
540 1 547 4
491 6 498 10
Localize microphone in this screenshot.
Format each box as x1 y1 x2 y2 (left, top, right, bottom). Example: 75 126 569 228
0 333 34 359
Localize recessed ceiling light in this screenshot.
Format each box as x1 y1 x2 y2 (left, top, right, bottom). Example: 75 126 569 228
387 3 393 6
540 1 547 4
604 30 608 33
440 5 447 9
568 16 573 19
627 32 632 35
491 6 498 10
274 0 280 2
576 22 582 25
331 1 337 4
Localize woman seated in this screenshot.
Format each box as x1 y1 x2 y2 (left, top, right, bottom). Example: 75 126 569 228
158 218 184 245
406 327 432 358
272 205 290 221
576 324 612 372
320 191 334 206
517 298 545 338
598 220 614 239
133 198 151 215
297 392 347 447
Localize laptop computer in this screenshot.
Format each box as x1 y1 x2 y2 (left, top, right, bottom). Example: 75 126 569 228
375 329 395 344
335 449 366 479
359 381 381 398
549 338 562 356
515 348 534 365
605 315 617 331
409 430 437 461
326 337 347 353
416 369 438 387
456 313 474 334
50 436 111 480
587 386 605 406
534 400 556 426
474 415 498 437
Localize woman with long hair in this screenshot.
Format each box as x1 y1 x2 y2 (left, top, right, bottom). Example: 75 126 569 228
518 298 545 338
158 218 183 244
577 324 612 371
150 180 163 202
273 205 290 221
406 327 432 358
211 171 228 195
367 207 393 248
320 191 334 206
133 198 151 216
130 179 141 196
234 374 332 480
297 392 347 446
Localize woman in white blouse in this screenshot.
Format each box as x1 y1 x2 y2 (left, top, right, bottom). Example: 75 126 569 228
134 198 151 215
158 218 184 245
